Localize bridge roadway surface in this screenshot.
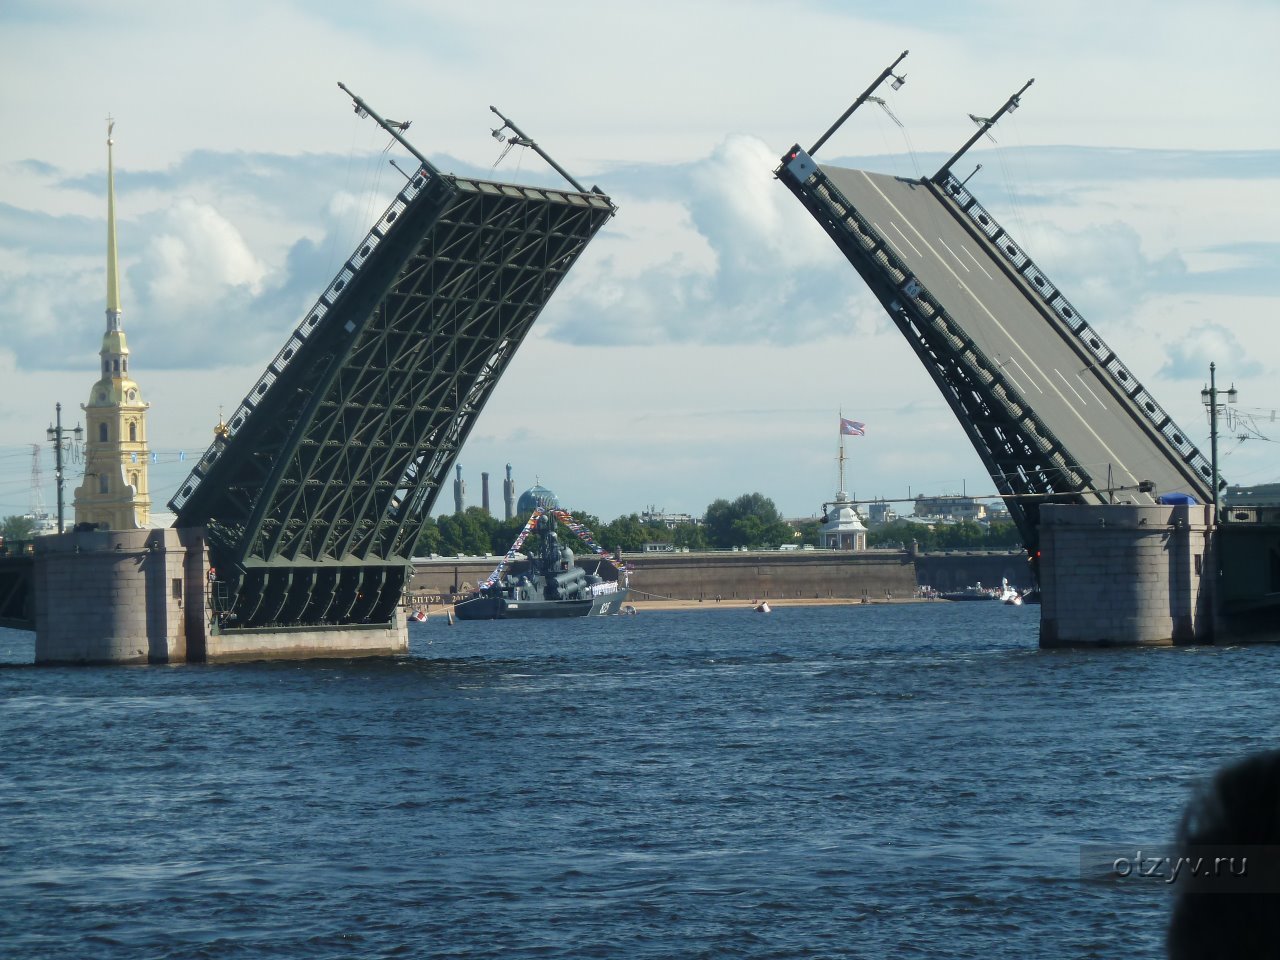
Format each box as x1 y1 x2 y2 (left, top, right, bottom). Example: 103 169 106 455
820 164 1194 502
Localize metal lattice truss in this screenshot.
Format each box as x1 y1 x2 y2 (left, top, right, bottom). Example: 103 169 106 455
171 165 614 628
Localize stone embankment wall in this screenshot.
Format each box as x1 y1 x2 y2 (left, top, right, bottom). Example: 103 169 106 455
408 549 922 603
1038 503 1212 648
623 550 919 602
912 551 1033 592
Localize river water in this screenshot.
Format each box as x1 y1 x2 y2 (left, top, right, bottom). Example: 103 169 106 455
1 603 1276 958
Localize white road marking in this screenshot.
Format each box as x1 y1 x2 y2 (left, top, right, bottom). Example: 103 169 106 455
1010 357 1043 394
1077 375 1108 411
960 245 993 279
937 236 970 272
1055 368 1086 404
998 361 1026 395
873 222 909 262
890 221 923 259
858 170 1139 485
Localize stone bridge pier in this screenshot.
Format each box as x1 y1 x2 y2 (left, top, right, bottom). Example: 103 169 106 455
1038 503 1213 647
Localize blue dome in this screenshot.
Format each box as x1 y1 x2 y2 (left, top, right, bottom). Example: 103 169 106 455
517 483 558 514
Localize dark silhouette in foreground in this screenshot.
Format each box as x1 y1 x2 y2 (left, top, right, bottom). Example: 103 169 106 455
1168 750 1280 958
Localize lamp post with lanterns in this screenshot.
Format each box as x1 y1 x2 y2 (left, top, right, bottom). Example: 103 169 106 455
45 403 84 534
1200 362 1238 525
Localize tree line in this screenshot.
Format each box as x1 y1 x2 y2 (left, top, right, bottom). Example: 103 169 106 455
415 494 1022 557
416 492 796 556
1 496 1024 555
866 518 1022 552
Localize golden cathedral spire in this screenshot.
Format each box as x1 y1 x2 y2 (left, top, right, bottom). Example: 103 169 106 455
75 119 152 530
106 117 123 332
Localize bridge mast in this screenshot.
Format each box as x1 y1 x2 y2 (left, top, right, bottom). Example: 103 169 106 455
932 78 1034 183
808 50 909 157
337 81 443 179
488 105 590 195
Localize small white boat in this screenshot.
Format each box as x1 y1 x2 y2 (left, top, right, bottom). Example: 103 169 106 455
999 578 1022 606
754 601 772 613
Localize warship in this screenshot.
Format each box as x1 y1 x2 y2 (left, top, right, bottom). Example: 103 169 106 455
453 508 629 620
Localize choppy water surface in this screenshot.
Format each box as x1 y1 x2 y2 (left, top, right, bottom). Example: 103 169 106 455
2 603 1277 958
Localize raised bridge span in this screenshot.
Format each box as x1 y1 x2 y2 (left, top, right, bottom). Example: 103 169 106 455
775 69 1215 556
166 91 615 633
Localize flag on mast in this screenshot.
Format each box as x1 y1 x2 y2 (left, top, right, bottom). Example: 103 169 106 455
840 417 865 436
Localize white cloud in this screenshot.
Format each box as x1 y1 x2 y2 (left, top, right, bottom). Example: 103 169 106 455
1017 218 1186 324
551 135 860 346
1159 322 1263 381
137 198 265 310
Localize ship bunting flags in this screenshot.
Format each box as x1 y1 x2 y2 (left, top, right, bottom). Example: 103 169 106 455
840 417 866 436
481 506 625 589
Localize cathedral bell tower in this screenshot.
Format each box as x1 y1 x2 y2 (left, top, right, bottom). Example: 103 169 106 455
74 120 152 530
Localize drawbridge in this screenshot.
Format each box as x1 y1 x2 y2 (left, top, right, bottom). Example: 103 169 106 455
776 55 1216 556
169 87 614 631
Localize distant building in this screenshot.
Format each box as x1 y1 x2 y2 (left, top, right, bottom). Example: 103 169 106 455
820 496 867 550
453 464 465 514
818 415 867 550
1226 484 1280 507
74 122 151 531
517 480 559 515
913 495 985 522
984 499 1011 522
641 507 699 528
866 499 898 525
503 463 516 520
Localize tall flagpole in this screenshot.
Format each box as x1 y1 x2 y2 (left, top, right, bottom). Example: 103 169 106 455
837 410 847 497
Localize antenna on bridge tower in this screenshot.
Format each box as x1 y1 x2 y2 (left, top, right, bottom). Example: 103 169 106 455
488 105 589 195
808 50 909 157
29 444 49 529
932 78 1034 183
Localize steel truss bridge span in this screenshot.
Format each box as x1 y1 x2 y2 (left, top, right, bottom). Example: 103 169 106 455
777 147 1214 554
171 159 614 631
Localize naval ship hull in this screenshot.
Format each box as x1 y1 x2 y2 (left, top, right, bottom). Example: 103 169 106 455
454 587 630 620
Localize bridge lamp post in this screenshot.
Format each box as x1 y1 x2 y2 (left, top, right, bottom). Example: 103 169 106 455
45 403 84 535
1200 363 1237 524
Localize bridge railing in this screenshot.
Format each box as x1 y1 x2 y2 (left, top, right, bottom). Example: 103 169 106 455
170 167 436 513
936 172 1217 493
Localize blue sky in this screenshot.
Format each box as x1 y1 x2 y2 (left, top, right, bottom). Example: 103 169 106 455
1 0 1277 523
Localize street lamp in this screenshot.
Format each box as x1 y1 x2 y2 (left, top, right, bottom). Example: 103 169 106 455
1200 362 1238 523
45 403 84 534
